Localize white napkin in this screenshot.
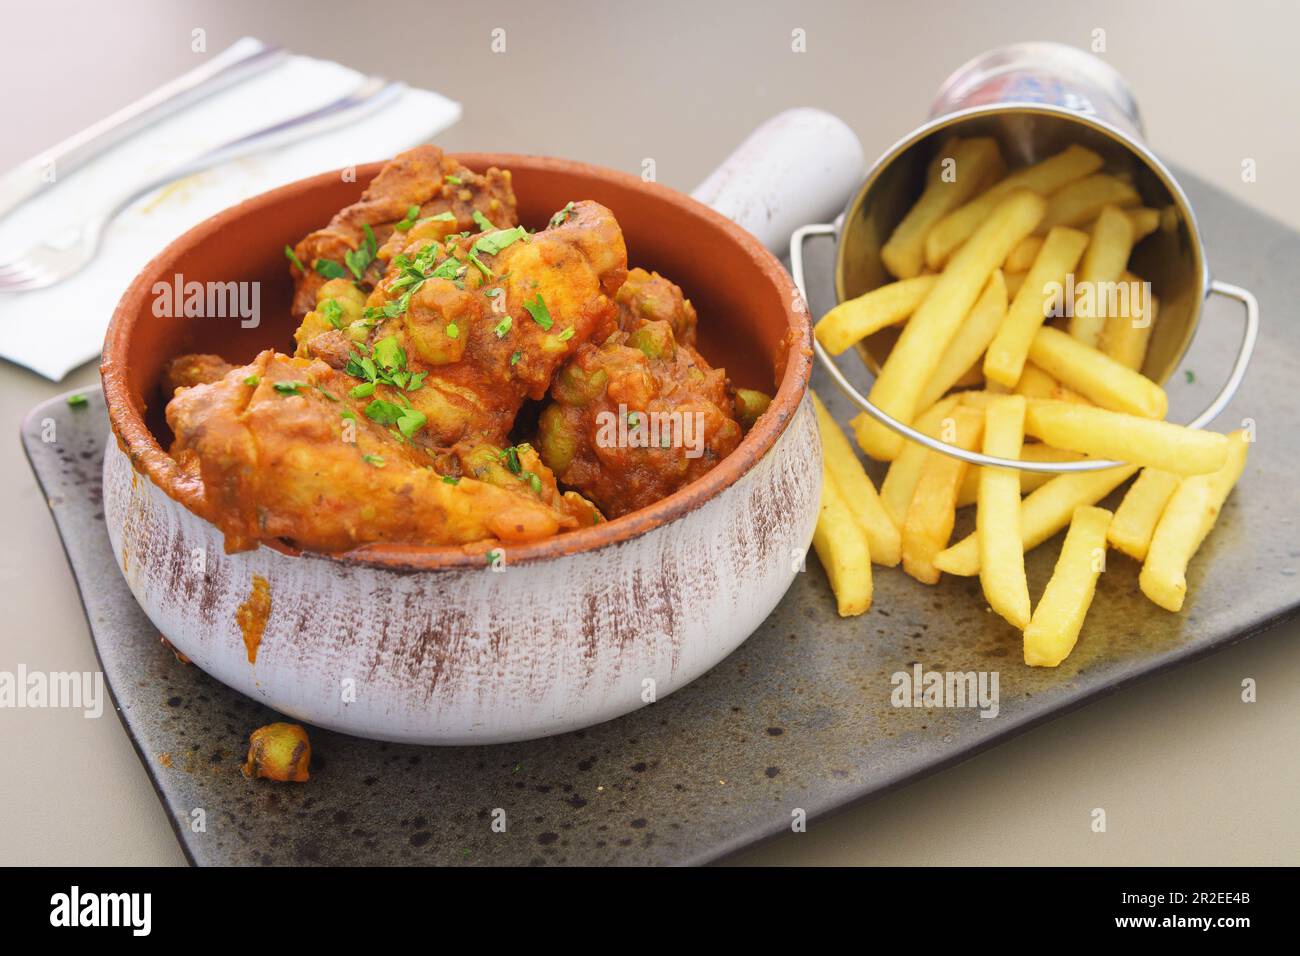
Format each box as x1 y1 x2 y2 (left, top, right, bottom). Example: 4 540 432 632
0 37 461 380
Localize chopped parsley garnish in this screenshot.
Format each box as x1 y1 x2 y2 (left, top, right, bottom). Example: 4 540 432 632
320 298 345 329
442 475 460 485
473 226 527 257
510 351 522 366
374 243 470 321
66 393 88 408
394 204 421 231
445 174 463 185
363 399 420 432
431 256 462 280
362 454 386 468
273 380 307 395
344 337 427 430
500 446 523 474
428 211 456 223
522 471 543 494
523 293 553 331
315 385 340 402
284 245 307 273
484 287 503 298
1185 369 1196 384
396 408 427 438
549 202 575 228
373 336 404 371
314 258 346 280
493 315 512 338
347 349 378 381
341 408 356 421
472 210 497 232
243 375 260 387
468 253 493 279
557 327 575 342
344 224 379 281
446 322 460 339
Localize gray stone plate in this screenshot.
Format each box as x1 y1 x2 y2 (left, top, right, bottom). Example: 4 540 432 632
20 170 1300 866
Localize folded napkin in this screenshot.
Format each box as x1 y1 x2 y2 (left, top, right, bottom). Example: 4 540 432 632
0 37 461 380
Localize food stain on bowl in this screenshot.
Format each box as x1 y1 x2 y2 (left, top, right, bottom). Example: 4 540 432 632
235 574 271 664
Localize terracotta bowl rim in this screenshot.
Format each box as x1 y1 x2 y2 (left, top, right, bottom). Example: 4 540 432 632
101 152 813 572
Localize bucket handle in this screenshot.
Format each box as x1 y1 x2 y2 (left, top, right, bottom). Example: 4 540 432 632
791 223 1260 473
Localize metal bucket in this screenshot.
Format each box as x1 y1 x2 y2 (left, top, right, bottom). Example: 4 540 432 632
792 42 1259 473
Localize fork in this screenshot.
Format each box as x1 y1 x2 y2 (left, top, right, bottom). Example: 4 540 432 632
0 76 404 292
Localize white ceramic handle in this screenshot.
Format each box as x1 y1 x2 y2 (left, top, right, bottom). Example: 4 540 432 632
692 108 865 258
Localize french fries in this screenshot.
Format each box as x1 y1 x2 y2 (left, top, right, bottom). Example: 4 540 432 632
1004 271 1026 299
1140 431 1249 611
1024 400 1229 476
1012 361 1090 404
1125 207 1161 242
1035 173 1140 234
956 442 1085 507
1107 467 1180 562
934 463 1138 576
1004 235 1044 273
1023 505 1113 666
875 395 961 526
812 474 873 616
924 144 1103 269
857 188 1046 461
806 133 1243 659
812 391 901 566
814 275 937 356
984 226 1089 387
882 137 1005 278
1068 205 1135 347
901 405 984 584
978 396 1031 628
1100 271 1158 371
915 270 1008 411
1028 326 1168 418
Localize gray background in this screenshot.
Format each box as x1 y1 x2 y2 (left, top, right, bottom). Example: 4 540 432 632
1 0 1297 865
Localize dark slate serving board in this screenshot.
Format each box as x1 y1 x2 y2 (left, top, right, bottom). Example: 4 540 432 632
22 169 1300 866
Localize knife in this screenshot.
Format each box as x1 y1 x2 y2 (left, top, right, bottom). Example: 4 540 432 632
0 37 288 222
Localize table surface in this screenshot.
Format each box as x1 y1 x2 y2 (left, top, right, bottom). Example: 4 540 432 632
2 0 1298 866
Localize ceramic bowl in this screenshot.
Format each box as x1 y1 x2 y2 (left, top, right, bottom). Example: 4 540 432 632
100 154 819 744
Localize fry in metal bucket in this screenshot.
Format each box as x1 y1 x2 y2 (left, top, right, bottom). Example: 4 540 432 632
1068 205 1136 348
924 144 1102 269
984 226 1089 387
882 137 1005 279
858 188 1045 461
